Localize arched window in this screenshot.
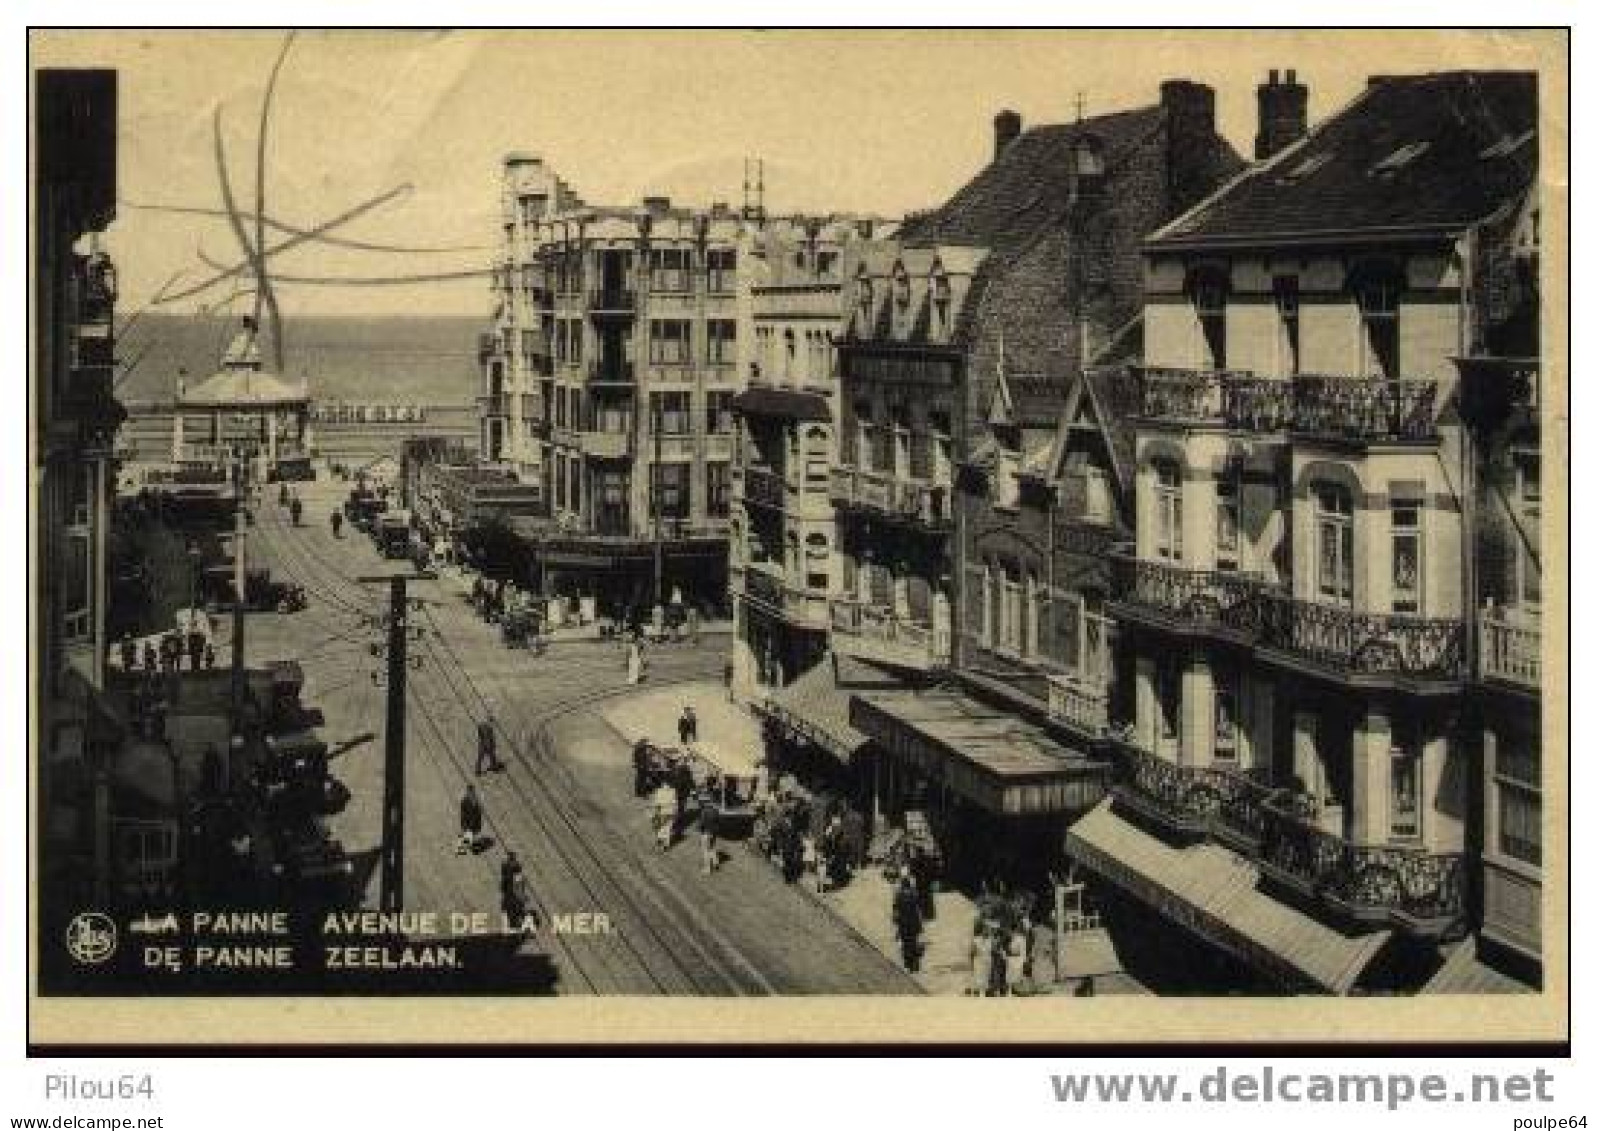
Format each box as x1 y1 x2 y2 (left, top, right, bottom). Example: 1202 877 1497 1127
1152 459 1183 562
1314 483 1354 607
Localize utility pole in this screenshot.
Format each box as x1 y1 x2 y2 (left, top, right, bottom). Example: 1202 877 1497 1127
229 446 248 770
358 570 434 913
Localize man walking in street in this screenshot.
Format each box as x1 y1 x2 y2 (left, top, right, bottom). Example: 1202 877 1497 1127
458 784 485 855
698 786 720 875
476 718 504 775
893 876 924 973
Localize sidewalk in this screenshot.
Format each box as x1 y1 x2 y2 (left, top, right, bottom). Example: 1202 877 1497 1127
602 680 764 779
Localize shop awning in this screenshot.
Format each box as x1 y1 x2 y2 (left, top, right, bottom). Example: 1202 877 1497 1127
1066 801 1391 995
1422 938 1536 995
757 655 889 764
851 685 1109 816
732 387 832 422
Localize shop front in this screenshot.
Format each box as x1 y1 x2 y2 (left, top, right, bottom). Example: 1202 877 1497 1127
850 684 1110 897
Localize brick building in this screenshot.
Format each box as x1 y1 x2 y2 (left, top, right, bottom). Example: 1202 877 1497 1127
835 81 1244 888
1063 71 1542 993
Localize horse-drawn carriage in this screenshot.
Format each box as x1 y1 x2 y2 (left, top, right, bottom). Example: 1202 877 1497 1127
635 741 758 834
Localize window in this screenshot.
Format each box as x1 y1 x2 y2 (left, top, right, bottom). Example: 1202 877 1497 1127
1053 592 1082 671
707 319 737 364
997 450 1021 508
1192 277 1227 368
1391 500 1423 614
651 462 690 521
1153 460 1183 561
706 462 731 518
706 248 736 293
1357 278 1401 378
554 386 567 429
892 265 911 309
975 565 993 646
568 458 582 514
1216 471 1241 571
1023 573 1040 658
650 391 691 435
1517 453 1541 607
931 272 951 337
1000 564 1023 654
706 391 735 435
553 453 566 509
1388 736 1422 840
816 250 838 277
649 248 692 292
62 469 92 641
1315 484 1354 606
649 319 692 365
1156 660 1180 748
1273 276 1300 375
1213 673 1239 762
1496 739 1541 866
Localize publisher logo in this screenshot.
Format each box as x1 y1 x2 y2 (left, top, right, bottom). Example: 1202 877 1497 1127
65 912 117 965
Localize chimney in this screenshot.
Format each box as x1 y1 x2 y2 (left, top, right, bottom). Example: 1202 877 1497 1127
642 195 672 217
1160 79 1217 215
993 109 1022 162
1255 68 1309 160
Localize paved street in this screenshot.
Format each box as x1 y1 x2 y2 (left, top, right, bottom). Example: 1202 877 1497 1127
243 477 919 996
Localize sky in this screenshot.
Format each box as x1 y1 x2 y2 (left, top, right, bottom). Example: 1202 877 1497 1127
32 29 1560 318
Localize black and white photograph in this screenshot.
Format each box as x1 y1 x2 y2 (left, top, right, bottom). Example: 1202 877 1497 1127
25 27 1566 1047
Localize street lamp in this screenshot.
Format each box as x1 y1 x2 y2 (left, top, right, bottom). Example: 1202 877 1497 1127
187 540 202 613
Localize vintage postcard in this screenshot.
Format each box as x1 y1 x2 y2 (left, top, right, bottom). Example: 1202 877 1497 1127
27 27 1567 1046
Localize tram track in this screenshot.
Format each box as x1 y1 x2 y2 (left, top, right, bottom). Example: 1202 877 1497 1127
249 501 773 995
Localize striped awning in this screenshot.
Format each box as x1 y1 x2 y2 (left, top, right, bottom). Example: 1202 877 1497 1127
1066 801 1392 995
851 685 1109 816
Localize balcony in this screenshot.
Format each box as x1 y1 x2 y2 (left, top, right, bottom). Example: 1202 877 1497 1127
1111 556 1466 684
477 393 511 418
1255 592 1465 683
830 599 949 671
587 289 636 315
830 465 952 530
1132 367 1438 442
579 430 631 460
1291 374 1439 444
740 563 829 630
1044 672 1110 737
588 361 635 386
1111 555 1271 640
1478 605 1541 691
1110 740 1464 936
743 466 788 511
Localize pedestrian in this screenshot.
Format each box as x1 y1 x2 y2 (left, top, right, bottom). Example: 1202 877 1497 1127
1003 922 1028 996
911 846 936 921
723 658 734 702
142 640 159 673
969 922 995 997
632 739 653 797
457 785 484 854
684 705 698 744
677 707 693 747
118 634 137 674
687 606 700 646
290 496 303 527
500 852 528 932
331 510 343 539
1029 911 1060 989
892 877 924 973
476 719 503 775
187 627 205 672
278 482 290 507
780 822 804 884
203 641 217 670
698 790 720 874
651 783 677 851
841 807 868 873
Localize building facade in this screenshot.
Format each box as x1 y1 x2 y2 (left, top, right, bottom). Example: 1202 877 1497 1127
481 155 745 616
35 69 124 908
1065 70 1541 993
728 216 894 698
839 82 1244 891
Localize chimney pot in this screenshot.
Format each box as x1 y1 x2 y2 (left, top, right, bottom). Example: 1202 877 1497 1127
1286 68 1296 84
1269 68 1280 85
1255 69 1309 160
993 108 1023 162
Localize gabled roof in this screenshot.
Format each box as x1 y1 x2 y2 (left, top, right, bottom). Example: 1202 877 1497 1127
900 107 1165 257
180 364 308 408
1151 71 1538 249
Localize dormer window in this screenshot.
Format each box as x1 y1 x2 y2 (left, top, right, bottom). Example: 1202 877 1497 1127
931 271 951 336
856 272 873 316
892 264 911 310
1072 137 1105 177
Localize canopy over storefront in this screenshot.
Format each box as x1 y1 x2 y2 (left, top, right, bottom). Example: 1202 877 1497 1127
758 655 895 765
851 684 1108 816
1066 801 1393 995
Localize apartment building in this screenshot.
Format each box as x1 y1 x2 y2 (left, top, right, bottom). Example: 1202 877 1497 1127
1064 71 1541 993
838 83 1244 887
728 215 891 700
481 155 744 616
